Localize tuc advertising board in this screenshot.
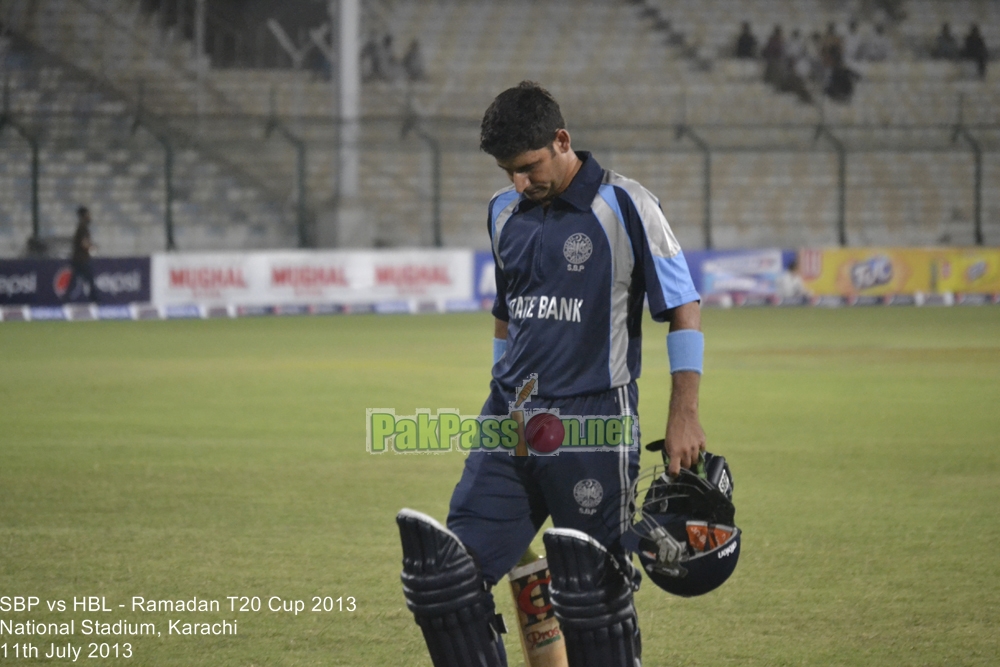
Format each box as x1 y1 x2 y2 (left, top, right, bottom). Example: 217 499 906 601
931 248 1000 294
797 248 1000 297
151 250 473 307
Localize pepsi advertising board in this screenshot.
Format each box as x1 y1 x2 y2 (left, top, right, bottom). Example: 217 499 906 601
0 257 151 306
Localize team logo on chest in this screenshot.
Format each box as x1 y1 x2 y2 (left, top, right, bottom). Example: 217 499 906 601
563 233 593 272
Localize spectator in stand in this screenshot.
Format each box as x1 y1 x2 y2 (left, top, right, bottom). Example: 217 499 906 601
825 53 861 102
380 33 400 81
402 38 426 82
843 20 863 66
360 32 382 81
821 22 844 69
361 32 400 82
875 0 906 23
807 30 826 84
735 22 758 58
785 28 807 66
960 24 988 78
860 23 891 61
782 28 814 103
0 30 10 70
933 22 960 60
762 25 785 85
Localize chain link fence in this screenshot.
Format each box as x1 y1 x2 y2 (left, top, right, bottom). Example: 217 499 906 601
1 107 997 257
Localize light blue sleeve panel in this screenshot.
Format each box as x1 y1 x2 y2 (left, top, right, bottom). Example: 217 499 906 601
652 250 700 310
490 189 519 240
489 188 520 271
488 189 519 321
604 172 700 319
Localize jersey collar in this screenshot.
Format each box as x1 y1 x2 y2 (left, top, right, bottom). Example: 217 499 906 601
557 151 603 211
515 151 602 213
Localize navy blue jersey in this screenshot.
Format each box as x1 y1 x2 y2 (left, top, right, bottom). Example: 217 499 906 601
490 152 699 398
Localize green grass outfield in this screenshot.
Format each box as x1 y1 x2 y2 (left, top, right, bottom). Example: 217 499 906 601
1 307 999 666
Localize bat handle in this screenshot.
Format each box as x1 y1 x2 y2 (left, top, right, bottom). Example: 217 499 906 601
517 545 540 567
512 410 528 457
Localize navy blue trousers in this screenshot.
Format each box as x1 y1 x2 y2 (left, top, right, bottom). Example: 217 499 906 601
447 380 641 585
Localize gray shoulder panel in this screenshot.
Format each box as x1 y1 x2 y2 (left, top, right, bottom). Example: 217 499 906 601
591 186 634 388
490 187 520 270
604 170 682 259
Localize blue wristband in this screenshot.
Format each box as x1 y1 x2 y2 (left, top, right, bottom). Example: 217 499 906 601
493 338 507 364
667 330 704 374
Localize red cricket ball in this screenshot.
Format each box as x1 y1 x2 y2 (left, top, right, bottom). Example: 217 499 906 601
525 412 564 454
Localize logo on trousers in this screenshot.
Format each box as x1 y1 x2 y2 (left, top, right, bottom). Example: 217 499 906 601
573 478 603 514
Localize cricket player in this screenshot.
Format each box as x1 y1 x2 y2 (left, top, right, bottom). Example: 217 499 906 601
397 81 705 667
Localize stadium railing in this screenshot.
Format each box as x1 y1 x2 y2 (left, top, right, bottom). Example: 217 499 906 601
1 108 997 258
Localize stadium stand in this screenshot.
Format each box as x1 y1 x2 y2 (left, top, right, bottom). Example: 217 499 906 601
0 0 296 256
0 0 997 255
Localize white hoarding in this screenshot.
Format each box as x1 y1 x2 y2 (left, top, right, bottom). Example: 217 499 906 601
151 250 473 308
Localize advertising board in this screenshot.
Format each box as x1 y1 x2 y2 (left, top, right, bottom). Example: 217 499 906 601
0 257 151 306
151 250 474 309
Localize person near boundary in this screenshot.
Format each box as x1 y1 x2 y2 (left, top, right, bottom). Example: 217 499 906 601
65 206 97 302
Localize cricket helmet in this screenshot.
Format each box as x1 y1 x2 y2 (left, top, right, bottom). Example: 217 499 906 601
625 443 740 597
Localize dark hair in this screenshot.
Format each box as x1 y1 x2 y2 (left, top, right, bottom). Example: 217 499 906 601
480 81 565 160
77 206 89 218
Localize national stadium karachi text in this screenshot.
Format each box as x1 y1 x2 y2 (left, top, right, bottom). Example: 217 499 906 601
0 595 356 661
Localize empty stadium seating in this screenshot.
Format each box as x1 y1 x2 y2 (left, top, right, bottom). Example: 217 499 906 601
0 0 997 255
0 0 297 256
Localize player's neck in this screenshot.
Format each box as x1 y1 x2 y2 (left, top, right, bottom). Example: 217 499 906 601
561 153 584 193
544 153 584 210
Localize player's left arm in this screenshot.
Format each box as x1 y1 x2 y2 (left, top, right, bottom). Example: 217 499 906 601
614 180 705 475
664 300 706 476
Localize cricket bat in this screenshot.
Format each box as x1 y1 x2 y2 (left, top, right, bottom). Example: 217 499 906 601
508 549 568 667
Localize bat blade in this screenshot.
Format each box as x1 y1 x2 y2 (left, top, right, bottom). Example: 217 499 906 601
508 555 569 667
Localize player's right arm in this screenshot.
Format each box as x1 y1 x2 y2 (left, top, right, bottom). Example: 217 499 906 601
492 288 509 366
489 192 511 363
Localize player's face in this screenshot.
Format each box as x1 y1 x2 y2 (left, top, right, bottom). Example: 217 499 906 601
496 129 575 204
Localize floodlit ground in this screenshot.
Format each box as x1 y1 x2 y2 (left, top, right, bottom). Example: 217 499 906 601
1 307 998 666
